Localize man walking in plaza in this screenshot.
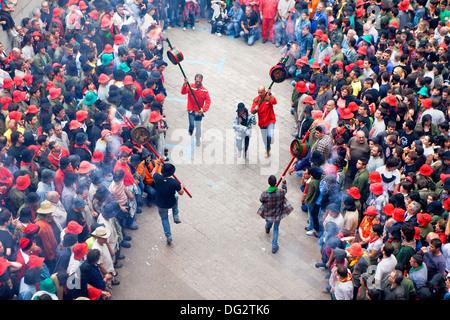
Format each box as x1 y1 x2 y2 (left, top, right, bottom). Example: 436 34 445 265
152 160 185 245
251 85 277 158
257 174 293 254
181 74 211 147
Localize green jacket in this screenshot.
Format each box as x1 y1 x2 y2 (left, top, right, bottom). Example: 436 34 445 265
305 177 321 206
352 168 369 203
33 52 52 76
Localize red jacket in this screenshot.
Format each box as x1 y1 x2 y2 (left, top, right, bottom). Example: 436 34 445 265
47 148 69 169
181 83 211 112
260 0 278 19
251 94 277 127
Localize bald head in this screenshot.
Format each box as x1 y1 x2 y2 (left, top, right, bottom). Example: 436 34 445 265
47 191 60 203
258 85 266 97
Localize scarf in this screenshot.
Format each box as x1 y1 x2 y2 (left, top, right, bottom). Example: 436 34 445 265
268 186 278 193
338 272 353 283
21 161 37 174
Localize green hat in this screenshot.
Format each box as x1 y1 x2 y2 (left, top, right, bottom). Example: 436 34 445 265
362 35 372 44
84 91 97 105
417 86 429 97
119 62 131 73
102 53 114 66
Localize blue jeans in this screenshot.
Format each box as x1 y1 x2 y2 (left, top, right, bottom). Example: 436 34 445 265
227 21 241 36
183 12 195 28
240 28 259 46
168 6 180 26
157 200 180 239
144 183 157 204
265 220 280 249
307 203 320 232
188 111 203 139
260 123 275 152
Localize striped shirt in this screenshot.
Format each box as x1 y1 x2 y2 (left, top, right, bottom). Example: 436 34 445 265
108 181 128 205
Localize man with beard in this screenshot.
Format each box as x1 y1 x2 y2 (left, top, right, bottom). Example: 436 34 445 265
181 74 211 147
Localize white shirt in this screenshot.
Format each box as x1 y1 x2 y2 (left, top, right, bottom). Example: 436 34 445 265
374 254 397 289
92 239 115 273
422 108 446 125
376 165 401 193
323 108 339 131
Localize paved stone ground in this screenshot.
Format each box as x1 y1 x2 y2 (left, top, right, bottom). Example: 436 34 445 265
112 18 329 301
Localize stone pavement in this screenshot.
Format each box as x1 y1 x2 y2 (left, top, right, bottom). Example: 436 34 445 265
112 19 329 300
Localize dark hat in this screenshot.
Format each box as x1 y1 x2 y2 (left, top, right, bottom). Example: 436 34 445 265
60 157 71 169
108 85 122 102
90 170 103 185
427 200 445 216
141 148 152 159
25 192 40 205
143 94 154 104
132 102 144 114
310 150 325 164
101 202 119 219
161 163 175 177
309 166 324 180
304 105 313 114
236 102 246 112
43 64 54 75
41 168 56 183
343 195 356 211
445 177 450 190
326 203 340 213
95 184 110 198
130 154 141 166
72 196 86 209
82 63 94 73
75 132 88 146
150 70 161 80
63 172 79 186
443 150 450 160
62 232 78 247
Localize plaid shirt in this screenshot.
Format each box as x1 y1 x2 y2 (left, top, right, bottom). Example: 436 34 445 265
311 135 332 160
257 181 293 222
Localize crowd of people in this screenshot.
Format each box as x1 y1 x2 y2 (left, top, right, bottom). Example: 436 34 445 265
0 0 193 300
0 0 449 302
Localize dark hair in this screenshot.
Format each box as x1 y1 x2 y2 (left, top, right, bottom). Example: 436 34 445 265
268 175 277 187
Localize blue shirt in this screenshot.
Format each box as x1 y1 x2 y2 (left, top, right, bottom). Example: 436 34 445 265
297 32 313 58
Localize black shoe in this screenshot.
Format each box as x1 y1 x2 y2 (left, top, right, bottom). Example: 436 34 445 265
265 227 270 234
174 219 181 224
124 235 132 241
121 241 131 248
112 279 120 285
262 38 268 43
272 246 279 254
136 208 142 214
114 262 123 268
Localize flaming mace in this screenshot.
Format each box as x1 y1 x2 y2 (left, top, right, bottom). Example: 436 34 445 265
114 108 193 198
276 132 310 187
246 42 296 127
165 38 204 116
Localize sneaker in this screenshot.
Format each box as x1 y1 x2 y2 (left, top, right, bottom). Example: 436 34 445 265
217 32 222 37
306 230 317 236
112 279 120 286
124 235 132 241
315 263 326 269
183 27 186 31
196 139 201 147
174 218 182 224
192 26 195 30
167 236 173 244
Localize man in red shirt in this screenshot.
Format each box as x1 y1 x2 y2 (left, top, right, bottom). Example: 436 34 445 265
181 74 211 146
251 85 277 157
259 0 278 43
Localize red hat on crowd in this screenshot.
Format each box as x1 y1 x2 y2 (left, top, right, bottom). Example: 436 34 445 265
92 150 104 163
347 101 359 112
364 206 378 216
27 105 40 114
0 257 11 277
320 34 329 43
333 61 343 69
357 46 367 55
88 287 102 300
88 10 98 20
346 242 364 257
356 60 365 68
24 223 39 236
347 187 361 199
78 0 88 10
13 76 23 87
356 8 365 17
0 96 11 110
49 87 61 100
78 161 95 174
73 242 88 260
114 34 126 45
101 15 112 29
311 110 323 120
103 44 114 54
417 213 431 228
119 145 133 155
123 75 134 86
65 221 83 235
421 98 432 109
12 90 26 103
303 95 316 105
149 111 163 123
313 29 323 37
76 110 88 122
399 0 410 11
323 56 330 66
155 94 166 102
295 56 309 66
98 73 111 84
370 182 384 195
340 108 354 120
385 95 397 106
368 171 382 183
9 110 22 122
310 61 320 69
383 203 394 216
2 78 13 89
24 74 33 86
420 164 433 176
69 120 82 130
27 255 45 269
393 208 405 222
16 175 31 190
53 7 63 17
295 81 307 93
345 63 355 73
